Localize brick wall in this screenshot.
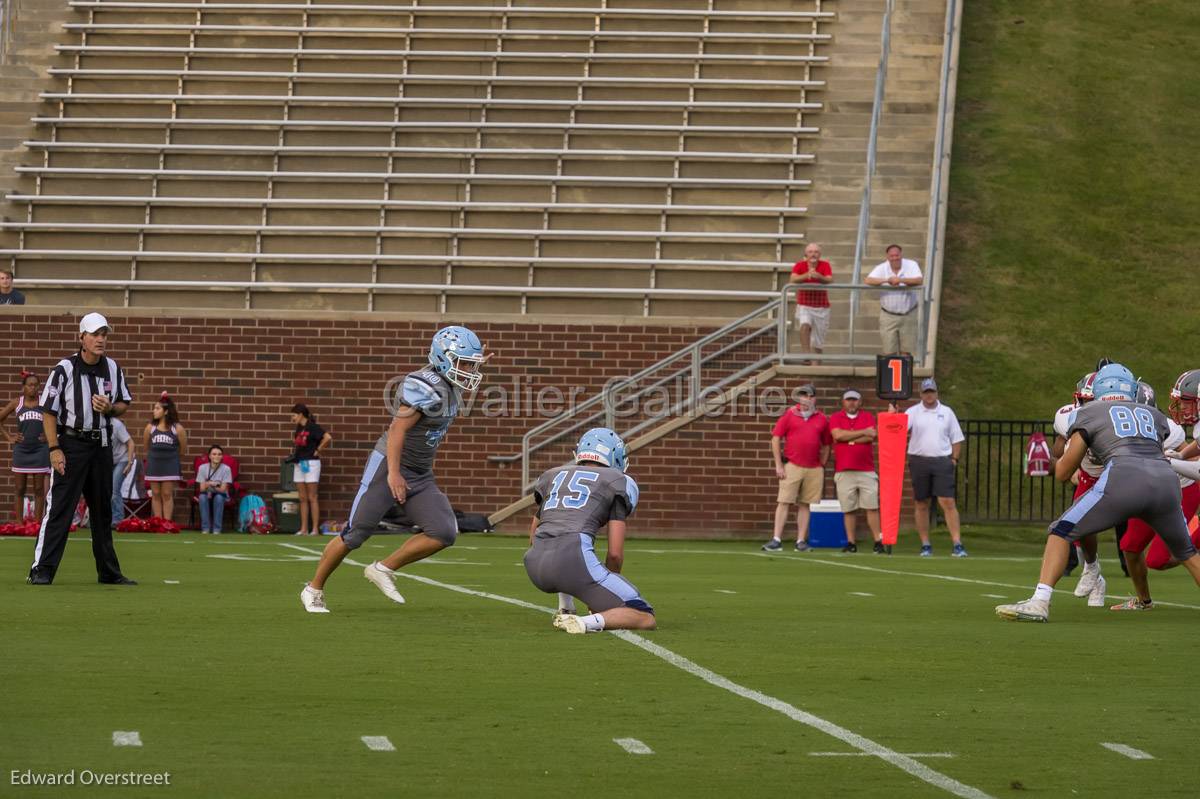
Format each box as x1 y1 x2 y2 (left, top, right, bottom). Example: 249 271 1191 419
0 311 907 537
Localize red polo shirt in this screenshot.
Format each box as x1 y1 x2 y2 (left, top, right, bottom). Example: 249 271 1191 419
792 260 833 308
828 410 876 472
772 407 832 468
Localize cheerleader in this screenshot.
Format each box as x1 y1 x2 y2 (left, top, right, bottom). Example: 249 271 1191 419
0 370 51 521
144 392 187 521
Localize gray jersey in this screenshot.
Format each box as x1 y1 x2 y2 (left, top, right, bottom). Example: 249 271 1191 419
373 367 459 474
533 464 639 539
1068 401 1171 464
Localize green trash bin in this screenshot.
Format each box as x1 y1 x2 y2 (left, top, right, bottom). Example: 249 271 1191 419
272 491 301 534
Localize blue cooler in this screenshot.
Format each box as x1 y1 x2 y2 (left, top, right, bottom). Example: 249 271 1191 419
807 499 847 548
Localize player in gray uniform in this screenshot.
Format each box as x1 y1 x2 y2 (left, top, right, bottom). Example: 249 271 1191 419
300 326 487 613
523 428 655 634
997 364 1200 622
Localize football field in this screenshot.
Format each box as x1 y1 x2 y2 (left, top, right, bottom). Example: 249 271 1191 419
2 530 1197 798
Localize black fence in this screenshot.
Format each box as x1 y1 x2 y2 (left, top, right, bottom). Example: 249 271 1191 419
956 419 1075 523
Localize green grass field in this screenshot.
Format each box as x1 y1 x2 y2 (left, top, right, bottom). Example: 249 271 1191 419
2 530 1198 798
940 0 1200 417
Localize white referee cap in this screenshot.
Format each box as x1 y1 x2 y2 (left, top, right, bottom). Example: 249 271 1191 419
79 312 112 334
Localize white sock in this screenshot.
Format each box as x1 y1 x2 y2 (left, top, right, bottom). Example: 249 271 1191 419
373 561 394 574
1083 558 1100 574
1032 583 1053 603
581 613 606 632
557 593 576 613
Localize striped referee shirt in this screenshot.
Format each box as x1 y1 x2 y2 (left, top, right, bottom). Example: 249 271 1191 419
39 353 133 446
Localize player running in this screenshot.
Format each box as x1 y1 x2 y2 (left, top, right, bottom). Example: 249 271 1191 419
997 363 1200 622
299 326 487 613
523 428 656 634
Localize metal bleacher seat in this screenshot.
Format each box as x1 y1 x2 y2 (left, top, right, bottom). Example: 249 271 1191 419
2 0 836 316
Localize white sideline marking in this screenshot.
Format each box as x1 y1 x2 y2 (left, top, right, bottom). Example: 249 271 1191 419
981 594 1006 599
164 580 180 584
361 736 396 752
613 737 653 755
112 731 142 747
1100 742 1153 760
848 591 875 597
811 751 955 758
277 542 994 799
714 589 738 594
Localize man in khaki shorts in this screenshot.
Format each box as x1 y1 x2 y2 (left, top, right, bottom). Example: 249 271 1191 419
829 389 884 554
764 384 831 552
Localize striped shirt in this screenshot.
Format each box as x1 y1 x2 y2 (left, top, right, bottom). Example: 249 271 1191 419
39 353 133 446
867 258 922 315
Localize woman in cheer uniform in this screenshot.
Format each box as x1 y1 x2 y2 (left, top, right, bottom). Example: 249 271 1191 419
144 392 187 521
0 370 51 521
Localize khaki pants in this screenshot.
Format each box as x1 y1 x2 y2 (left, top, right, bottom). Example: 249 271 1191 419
777 463 824 505
879 309 917 354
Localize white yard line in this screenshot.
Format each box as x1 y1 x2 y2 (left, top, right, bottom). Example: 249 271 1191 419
277 542 994 799
1100 742 1153 760
360 736 396 752
112 731 142 747
613 737 654 755
981 594 1006 599
163 580 180 584
848 592 875 597
810 751 955 758
714 589 738 594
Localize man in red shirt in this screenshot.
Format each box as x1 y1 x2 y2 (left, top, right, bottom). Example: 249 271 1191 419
765 383 832 552
829 389 884 554
789 243 834 363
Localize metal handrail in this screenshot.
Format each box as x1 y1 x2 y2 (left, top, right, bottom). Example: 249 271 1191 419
847 0 896 354
920 0 962 367
0 0 17 65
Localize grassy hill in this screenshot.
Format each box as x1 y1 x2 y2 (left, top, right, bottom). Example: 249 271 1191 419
938 0 1200 419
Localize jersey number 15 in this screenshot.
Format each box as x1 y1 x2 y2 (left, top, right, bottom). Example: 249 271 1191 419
544 470 598 510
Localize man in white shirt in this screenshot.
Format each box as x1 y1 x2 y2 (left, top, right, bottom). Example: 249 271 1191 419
109 414 136 524
864 244 923 356
892 378 967 557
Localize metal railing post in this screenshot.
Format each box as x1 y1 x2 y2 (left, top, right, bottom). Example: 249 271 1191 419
690 344 701 410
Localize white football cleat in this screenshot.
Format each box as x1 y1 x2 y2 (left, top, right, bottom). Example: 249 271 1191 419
552 611 569 630
1086 575 1107 607
363 561 406 604
559 614 588 634
995 597 1049 622
300 584 330 613
1073 566 1100 597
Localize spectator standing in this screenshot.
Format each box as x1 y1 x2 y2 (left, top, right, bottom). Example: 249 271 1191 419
28 312 135 585
864 244 923 355
144 392 186 521
0 370 51 521
828 389 884 553
764 383 831 552
196 444 233 534
289 403 332 536
789 242 833 362
0 269 25 305
109 416 136 525
896 378 967 557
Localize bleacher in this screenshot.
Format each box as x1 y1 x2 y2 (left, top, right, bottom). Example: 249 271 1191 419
0 0 835 317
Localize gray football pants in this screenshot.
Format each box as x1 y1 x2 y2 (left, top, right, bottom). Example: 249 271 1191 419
340 451 458 549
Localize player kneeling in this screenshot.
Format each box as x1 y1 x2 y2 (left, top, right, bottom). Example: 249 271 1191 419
523 428 656 634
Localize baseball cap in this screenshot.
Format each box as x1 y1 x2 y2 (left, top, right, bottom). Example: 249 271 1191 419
842 389 862 400
920 377 938 393
79 312 112 334
797 383 816 396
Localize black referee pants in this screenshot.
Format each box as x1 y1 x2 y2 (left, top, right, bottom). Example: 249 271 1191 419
29 435 123 583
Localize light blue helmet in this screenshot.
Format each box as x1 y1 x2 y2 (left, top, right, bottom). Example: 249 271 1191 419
1092 363 1137 402
429 325 485 391
575 427 628 472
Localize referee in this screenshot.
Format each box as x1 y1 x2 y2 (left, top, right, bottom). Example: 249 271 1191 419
28 313 136 585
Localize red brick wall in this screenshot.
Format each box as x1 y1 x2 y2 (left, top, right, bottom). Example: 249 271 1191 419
0 311 899 537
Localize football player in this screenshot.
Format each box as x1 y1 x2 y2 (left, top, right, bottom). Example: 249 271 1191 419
997 364 1200 622
1050 370 1107 602
300 326 488 613
523 428 656 634
1169 368 1200 461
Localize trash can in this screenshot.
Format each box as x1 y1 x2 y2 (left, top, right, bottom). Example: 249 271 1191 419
272 491 301 534
807 499 847 548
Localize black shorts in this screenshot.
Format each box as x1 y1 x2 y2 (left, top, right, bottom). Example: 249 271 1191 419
909 455 956 501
